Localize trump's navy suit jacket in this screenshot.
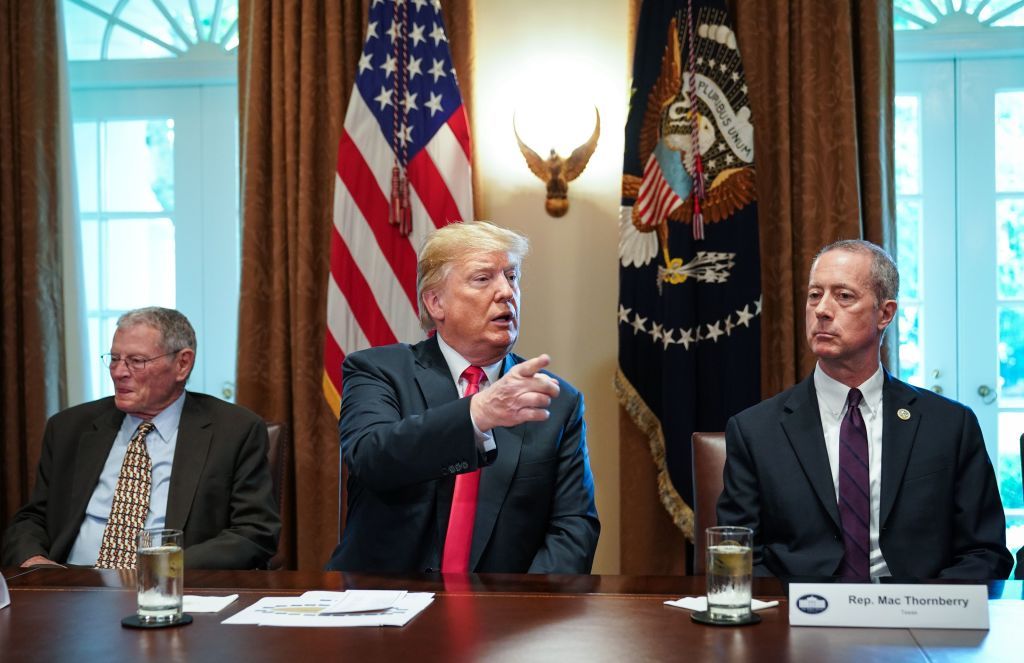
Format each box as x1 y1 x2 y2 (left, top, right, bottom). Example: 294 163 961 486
717 371 1012 579
327 336 600 573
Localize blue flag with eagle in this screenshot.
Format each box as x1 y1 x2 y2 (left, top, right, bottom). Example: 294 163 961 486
616 0 761 542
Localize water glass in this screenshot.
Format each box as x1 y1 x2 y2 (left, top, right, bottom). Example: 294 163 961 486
705 526 753 622
136 528 184 623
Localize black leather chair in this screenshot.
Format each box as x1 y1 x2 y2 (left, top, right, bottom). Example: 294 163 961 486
265 422 292 570
690 431 726 575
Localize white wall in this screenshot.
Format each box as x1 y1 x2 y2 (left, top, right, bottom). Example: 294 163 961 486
473 0 631 574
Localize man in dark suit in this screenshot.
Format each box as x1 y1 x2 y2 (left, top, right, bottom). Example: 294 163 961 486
327 220 599 574
2 307 279 570
718 240 1012 580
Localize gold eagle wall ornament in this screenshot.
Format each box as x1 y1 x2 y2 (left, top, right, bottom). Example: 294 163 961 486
514 107 600 217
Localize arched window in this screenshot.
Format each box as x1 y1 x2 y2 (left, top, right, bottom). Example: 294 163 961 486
63 0 241 403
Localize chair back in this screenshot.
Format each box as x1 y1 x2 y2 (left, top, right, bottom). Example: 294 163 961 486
691 431 727 575
265 422 292 570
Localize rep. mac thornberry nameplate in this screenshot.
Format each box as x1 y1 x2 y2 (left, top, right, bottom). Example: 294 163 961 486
788 583 988 629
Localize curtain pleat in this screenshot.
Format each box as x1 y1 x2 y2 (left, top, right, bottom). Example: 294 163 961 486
731 0 896 394
0 0 66 535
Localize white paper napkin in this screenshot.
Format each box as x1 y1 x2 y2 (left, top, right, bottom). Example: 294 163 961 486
664 596 779 611
183 594 239 612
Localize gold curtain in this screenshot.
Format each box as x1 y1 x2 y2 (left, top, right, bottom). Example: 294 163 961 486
731 0 896 394
620 0 895 574
235 0 476 570
0 0 66 534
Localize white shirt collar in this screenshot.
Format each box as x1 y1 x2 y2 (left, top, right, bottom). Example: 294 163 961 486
435 333 503 387
813 363 883 420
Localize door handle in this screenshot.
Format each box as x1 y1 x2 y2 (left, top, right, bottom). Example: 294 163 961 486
976 385 996 405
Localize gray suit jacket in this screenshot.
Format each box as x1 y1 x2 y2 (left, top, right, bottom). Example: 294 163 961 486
2 392 280 569
326 336 600 573
717 372 1013 579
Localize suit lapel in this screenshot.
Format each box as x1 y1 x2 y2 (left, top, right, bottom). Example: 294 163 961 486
69 405 123 528
412 338 462 555
780 376 841 528
879 373 920 527
165 393 213 530
471 355 522 569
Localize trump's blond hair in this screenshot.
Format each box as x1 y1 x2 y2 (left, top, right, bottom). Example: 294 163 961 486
416 221 529 331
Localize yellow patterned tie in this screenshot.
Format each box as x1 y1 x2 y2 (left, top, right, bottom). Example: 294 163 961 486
95 421 155 569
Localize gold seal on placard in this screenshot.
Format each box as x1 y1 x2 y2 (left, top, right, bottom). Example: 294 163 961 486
897 408 911 421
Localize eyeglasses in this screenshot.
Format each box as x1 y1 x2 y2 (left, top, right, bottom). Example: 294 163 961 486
101 350 181 373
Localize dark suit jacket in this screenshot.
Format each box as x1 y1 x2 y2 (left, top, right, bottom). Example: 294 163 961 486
2 392 280 569
717 371 1012 580
326 337 600 573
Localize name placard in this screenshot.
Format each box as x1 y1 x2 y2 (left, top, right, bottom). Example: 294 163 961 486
788 583 988 629
0 571 9 610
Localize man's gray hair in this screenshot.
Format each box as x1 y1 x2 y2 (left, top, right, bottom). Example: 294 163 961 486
814 239 899 304
416 220 529 331
117 307 197 354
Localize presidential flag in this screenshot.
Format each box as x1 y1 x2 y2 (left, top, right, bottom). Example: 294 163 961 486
323 0 473 415
616 0 761 540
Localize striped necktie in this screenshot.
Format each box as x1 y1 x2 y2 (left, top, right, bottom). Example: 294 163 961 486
837 388 870 580
95 421 155 569
442 366 486 573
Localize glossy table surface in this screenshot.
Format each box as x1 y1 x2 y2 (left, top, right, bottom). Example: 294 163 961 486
2 567 1021 662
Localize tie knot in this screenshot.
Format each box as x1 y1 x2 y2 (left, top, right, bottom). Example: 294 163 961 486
134 421 156 437
461 365 485 388
846 388 863 410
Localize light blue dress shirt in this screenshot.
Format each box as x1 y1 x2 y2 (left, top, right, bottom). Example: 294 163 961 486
66 392 186 565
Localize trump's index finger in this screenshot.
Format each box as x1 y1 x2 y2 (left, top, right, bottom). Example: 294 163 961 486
514 354 551 377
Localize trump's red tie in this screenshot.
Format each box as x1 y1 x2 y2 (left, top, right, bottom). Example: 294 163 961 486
442 365 486 573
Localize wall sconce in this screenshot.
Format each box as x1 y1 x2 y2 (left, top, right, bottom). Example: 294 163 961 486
513 107 600 217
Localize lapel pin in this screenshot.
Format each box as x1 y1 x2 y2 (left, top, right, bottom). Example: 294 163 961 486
897 408 911 421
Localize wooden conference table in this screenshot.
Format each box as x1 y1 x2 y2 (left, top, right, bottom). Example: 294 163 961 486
2 567 1022 662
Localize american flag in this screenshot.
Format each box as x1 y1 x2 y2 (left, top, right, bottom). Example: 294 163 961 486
323 0 473 415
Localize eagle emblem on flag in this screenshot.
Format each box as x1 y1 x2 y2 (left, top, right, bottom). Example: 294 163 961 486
620 9 757 276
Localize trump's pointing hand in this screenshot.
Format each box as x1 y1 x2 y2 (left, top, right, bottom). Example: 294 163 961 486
470 354 560 431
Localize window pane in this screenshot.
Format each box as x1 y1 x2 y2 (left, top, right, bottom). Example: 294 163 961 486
160 0 201 42
895 95 921 195
63 1 107 61
997 411 1024 510
981 0 1024 25
73 122 98 213
101 119 174 212
997 197 1024 298
80 217 101 309
118 0 191 49
898 304 923 386
999 305 1024 401
897 198 922 299
106 25 177 59
90 314 120 398
996 91 1024 192
101 218 176 309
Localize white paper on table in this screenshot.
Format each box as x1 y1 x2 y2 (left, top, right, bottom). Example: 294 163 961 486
183 594 238 612
302 589 407 614
665 596 779 611
222 592 434 627
0 572 10 610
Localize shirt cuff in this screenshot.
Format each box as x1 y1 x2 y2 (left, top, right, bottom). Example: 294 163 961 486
470 414 497 454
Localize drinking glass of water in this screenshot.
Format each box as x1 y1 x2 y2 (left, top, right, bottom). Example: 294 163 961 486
705 526 753 622
136 528 184 624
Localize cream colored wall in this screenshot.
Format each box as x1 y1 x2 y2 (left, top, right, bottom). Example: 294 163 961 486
473 0 630 574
